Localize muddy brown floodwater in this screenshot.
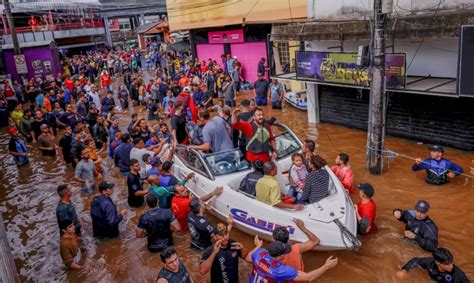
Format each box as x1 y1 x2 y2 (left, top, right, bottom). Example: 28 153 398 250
1 78 473 282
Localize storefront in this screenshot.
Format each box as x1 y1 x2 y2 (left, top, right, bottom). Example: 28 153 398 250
3 41 61 81
190 25 271 83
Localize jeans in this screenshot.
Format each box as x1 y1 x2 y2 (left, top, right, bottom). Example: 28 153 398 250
287 186 303 203
225 100 235 107
256 96 267 106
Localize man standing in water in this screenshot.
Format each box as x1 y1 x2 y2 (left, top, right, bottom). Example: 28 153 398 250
90 182 127 238
157 246 193 283
397 247 469 282
8 127 29 166
74 149 98 193
393 200 438 252
56 184 81 236
412 145 463 185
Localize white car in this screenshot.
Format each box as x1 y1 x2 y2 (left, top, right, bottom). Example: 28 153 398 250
172 123 360 250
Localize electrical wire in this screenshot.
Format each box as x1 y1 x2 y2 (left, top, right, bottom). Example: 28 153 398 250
288 0 293 22
243 0 260 22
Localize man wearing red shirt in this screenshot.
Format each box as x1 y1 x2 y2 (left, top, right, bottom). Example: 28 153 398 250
64 76 74 92
100 71 111 92
331 153 355 193
232 107 276 163
354 183 377 235
171 180 223 232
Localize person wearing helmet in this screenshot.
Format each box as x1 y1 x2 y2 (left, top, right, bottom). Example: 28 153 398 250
393 200 438 252
412 145 463 185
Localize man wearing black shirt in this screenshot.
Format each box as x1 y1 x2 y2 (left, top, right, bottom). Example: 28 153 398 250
171 102 188 146
188 198 217 250
70 128 85 166
397 247 469 282
57 104 78 129
31 110 53 142
127 158 148 208
200 223 247 283
59 126 74 165
136 193 181 253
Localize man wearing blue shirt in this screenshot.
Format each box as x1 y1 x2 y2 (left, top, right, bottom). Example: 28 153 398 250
412 145 463 185
246 238 338 282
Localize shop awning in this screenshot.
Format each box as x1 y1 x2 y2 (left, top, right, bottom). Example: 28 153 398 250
271 72 459 98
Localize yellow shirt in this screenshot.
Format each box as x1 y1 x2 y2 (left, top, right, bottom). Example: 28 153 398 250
256 175 281 206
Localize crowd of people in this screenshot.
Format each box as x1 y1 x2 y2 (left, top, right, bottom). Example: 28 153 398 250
0 40 470 282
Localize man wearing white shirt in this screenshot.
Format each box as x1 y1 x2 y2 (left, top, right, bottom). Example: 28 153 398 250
130 137 166 179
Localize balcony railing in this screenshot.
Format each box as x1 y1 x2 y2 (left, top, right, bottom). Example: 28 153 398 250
1 20 104 36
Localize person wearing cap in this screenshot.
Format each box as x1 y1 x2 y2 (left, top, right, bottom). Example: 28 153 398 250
239 159 264 196
246 238 338 282
253 72 270 106
393 200 438 252
90 182 127 238
36 123 57 156
157 246 193 283
136 193 181 253
199 221 247 282
56 184 81 236
397 247 469 282
74 149 98 193
31 110 53 143
127 158 149 208
188 109 233 153
354 183 377 235
272 219 320 278
8 127 29 166
147 157 162 177
256 161 304 210
176 86 192 112
59 219 83 270
171 184 223 233
412 145 464 185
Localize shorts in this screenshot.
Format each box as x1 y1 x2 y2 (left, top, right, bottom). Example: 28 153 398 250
357 217 370 235
81 182 95 193
256 96 267 106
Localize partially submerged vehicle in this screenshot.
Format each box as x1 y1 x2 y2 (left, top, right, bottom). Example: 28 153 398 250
173 123 360 250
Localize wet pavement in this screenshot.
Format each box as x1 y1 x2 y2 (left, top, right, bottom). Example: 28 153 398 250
1 76 473 282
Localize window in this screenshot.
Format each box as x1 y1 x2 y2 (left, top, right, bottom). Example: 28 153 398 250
175 147 210 178
277 42 290 72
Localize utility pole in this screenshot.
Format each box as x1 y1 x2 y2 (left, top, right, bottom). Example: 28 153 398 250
4 0 21 55
366 0 386 174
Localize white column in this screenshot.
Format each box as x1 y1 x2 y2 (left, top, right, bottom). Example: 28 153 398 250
306 82 320 124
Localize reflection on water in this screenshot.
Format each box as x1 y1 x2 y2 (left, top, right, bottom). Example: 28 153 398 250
1 88 473 282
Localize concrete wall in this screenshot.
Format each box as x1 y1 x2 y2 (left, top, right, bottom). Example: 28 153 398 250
306 37 459 78
309 0 474 19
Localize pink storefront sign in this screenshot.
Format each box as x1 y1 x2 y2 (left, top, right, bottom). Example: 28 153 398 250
208 29 244 44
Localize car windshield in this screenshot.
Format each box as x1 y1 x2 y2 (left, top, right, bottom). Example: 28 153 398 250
203 149 251 176
274 127 302 159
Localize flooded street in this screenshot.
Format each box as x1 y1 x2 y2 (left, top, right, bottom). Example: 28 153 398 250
1 82 473 282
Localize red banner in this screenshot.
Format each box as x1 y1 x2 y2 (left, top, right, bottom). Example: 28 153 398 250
208 29 244 44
